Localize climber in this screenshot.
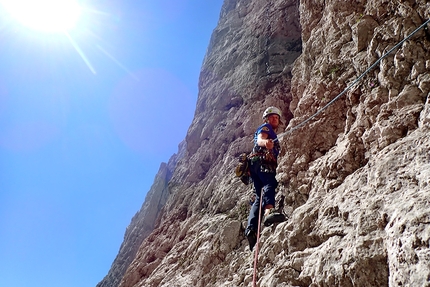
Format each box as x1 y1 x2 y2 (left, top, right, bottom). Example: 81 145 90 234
245 106 286 251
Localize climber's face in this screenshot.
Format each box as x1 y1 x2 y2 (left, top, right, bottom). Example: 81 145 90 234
267 114 279 129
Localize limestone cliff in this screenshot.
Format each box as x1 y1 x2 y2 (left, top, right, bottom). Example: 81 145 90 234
99 0 430 286
97 142 185 287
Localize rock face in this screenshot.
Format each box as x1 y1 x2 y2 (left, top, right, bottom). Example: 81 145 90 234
99 0 430 286
96 142 185 287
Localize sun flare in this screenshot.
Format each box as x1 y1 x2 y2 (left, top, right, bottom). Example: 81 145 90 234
0 0 134 77
1 0 81 33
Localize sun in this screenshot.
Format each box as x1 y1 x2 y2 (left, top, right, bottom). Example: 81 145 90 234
1 0 81 33
0 0 133 76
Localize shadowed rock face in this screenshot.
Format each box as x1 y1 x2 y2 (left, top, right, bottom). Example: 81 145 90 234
99 0 430 286
96 143 185 287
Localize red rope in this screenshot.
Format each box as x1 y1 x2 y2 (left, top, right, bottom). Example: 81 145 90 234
252 192 264 287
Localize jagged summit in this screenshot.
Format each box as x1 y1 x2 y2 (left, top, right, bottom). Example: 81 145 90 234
98 0 430 286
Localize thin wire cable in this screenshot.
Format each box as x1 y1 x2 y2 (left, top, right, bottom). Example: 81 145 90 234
276 18 430 141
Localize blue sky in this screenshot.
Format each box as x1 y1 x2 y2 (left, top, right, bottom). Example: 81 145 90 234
0 1 224 286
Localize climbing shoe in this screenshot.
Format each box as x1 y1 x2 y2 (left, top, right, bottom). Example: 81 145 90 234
245 229 257 251
263 209 286 227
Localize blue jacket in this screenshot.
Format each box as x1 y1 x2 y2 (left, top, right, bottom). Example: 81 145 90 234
253 123 280 158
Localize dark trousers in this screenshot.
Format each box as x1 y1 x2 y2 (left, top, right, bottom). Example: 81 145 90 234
246 160 278 232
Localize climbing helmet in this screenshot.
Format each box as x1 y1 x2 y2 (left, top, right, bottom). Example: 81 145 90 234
262 106 282 120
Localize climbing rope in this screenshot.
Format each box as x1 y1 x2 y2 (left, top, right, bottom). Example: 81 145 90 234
252 190 264 287
275 18 430 142
252 0 272 287
252 3 275 286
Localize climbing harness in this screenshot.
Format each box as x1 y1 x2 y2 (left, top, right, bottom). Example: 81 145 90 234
250 17 430 287
275 18 430 142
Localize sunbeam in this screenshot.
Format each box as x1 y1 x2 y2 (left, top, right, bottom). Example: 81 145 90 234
65 32 97 74
96 45 139 81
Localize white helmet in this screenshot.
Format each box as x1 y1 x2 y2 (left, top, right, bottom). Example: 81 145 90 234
262 106 282 119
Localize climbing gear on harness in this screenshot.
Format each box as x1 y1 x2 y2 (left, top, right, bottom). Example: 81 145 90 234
263 208 286 226
262 106 282 119
235 152 251 185
249 150 277 164
262 150 277 163
248 152 262 163
249 150 277 173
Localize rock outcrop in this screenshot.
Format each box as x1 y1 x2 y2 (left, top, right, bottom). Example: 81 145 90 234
97 142 185 287
99 0 430 286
